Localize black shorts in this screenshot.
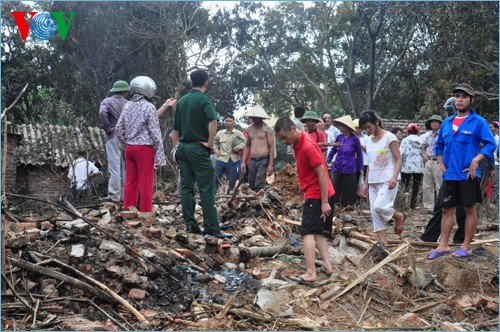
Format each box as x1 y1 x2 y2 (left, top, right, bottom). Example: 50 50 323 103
300 197 334 236
441 179 482 208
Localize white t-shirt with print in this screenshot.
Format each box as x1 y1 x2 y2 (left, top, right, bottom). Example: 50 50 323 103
359 134 369 166
366 132 398 184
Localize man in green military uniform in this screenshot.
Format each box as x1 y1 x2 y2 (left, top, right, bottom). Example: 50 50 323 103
173 69 231 238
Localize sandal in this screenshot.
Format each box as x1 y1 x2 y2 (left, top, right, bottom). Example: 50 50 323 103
427 249 450 260
452 248 472 258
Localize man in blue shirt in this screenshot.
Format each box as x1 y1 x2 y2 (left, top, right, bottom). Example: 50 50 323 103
427 84 496 259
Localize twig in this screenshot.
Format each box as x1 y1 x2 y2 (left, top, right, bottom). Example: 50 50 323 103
31 299 40 329
43 239 62 254
356 296 372 325
476 266 484 295
48 258 147 324
5 193 178 282
87 299 129 331
1 272 34 314
216 290 241 319
252 216 275 241
324 242 409 301
411 297 450 313
8 257 113 301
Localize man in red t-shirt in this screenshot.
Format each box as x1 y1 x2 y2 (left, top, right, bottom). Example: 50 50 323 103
275 117 335 284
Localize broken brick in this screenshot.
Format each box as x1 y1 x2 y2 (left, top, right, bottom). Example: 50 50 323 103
142 227 161 238
450 308 465 321
126 221 142 229
210 254 225 265
187 253 203 264
40 221 54 231
140 217 156 227
440 322 466 331
251 269 270 280
25 228 41 239
9 222 37 233
139 309 157 318
128 288 147 300
197 262 209 271
137 211 155 219
398 312 417 322
396 276 407 287
393 301 406 310
174 248 192 257
280 269 297 277
120 211 138 220
456 294 473 309
472 294 489 307
205 257 222 271
486 301 499 313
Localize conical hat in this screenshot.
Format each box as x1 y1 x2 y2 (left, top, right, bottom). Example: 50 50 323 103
244 105 270 119
332 115 356 132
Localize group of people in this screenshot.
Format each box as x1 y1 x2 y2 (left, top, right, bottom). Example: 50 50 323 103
74 75 496 283
275 83 495 282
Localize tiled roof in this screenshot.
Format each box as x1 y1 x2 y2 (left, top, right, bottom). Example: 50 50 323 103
382 118 428 136
10 124 106 167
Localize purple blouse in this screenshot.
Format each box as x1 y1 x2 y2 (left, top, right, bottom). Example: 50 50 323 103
326 133 363 174
115 94 166 166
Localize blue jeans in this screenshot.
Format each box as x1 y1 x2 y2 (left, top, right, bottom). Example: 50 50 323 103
215 159 238 193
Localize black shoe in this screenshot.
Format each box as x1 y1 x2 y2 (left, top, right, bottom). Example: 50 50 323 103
203 231 232 239
186 225 202 234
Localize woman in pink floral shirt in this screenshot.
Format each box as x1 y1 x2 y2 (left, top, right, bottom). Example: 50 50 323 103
115 76 165 212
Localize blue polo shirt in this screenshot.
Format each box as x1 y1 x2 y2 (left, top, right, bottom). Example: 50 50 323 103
435 110 496 181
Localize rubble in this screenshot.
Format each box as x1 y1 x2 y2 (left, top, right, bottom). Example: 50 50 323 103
1 167 499 331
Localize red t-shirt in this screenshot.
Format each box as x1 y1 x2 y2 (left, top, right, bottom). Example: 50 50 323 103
293 131 335 199
306 129 327 150
452 115 468 134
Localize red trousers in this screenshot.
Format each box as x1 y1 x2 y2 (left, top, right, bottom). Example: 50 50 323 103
124 145 154 212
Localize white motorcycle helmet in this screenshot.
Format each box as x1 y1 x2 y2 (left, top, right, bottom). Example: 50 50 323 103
443 97 456 114
130 76 157 99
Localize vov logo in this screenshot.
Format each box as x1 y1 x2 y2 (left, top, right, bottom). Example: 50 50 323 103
11 12 75 41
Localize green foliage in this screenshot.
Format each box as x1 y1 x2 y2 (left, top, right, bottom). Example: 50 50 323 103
2 1 498 130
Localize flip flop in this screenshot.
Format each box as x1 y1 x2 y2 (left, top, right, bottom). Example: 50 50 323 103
427 249 450 260
288 276 317 285
452 248 472 258
321 269 334 277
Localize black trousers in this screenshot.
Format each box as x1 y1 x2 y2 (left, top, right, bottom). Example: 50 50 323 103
419 184 465 243
331 172 357 207
401 172 423 209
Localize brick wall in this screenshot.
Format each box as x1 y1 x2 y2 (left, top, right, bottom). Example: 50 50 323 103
15 165 69 200
4 134 21 190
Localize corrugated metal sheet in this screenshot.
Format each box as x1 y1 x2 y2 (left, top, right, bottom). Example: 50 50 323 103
10 124 106 167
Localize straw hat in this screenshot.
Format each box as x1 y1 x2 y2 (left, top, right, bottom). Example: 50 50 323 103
332 115 356 132
244 105 270 119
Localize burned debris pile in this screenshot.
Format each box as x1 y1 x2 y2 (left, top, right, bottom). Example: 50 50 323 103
1 167 499 331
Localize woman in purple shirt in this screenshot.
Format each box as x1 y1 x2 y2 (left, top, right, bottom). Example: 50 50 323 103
326 115 364 207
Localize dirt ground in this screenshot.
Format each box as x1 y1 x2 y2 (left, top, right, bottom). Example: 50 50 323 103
1 166 499 331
